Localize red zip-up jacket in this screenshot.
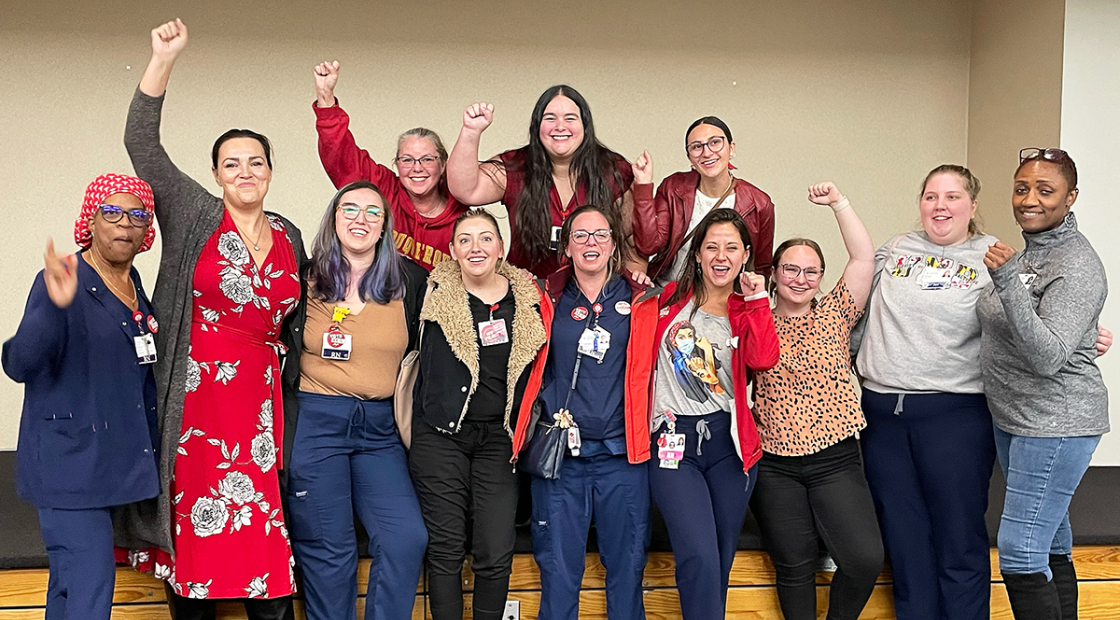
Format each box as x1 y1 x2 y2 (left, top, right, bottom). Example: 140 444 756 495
654 282 780 472
512 268 660 464
314 100 468 270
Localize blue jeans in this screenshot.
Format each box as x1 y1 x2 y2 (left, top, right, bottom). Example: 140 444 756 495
286 393 427 620
993 425 1100 577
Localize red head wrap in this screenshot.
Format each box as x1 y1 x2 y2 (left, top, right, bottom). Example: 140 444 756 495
73 173 157 252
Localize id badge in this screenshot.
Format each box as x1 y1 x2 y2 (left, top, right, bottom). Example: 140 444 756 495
134 333 157 365
919 257 954 290
478 318 510 346
567 426 582 456
577 326 611 361
657 432 686 469
321 328 352 360
1019 273 1038 287
550 225 563 251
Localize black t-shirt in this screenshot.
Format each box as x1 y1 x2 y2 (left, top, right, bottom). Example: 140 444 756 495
463 286 515 424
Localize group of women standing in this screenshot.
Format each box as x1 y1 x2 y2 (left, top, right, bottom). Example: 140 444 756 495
4 16 1112 620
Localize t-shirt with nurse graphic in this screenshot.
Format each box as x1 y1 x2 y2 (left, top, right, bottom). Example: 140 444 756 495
654 300 735 429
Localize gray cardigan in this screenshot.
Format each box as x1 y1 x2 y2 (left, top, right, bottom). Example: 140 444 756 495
978 212 1109 437
114 89 307 551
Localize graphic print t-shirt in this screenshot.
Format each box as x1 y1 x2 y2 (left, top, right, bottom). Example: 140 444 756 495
654 301 735 419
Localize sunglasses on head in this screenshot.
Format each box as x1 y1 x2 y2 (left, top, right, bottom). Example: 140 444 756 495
1019 147 1070 165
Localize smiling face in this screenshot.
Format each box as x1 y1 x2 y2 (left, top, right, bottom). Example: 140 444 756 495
395 135 445 199
451 216 504 280
774 244 824 308
539 95 585 161
213 137 272 209
88 192 150 264
334 188 385 261
696 222 750 290
686 123 734 182
919 172 977 246
1013 160 1077 233
565 210 614 280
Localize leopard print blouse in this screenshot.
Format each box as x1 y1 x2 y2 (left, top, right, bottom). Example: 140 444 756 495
753 277 865 456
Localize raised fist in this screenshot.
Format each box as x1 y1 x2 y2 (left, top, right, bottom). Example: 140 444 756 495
807 181 843 207
739 271 765 297
150 18 188 61
633 151 653 185
313 60 340 107
462 103 494 134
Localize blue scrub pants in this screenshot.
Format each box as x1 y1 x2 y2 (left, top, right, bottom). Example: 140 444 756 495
531 453 649 620
649 411 755 620
38 506 115 620
286 393 427 620
860 389 995 620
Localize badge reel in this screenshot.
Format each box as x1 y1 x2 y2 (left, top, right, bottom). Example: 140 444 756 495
478 302 509 347
657 411 685 470
321 307 353 360
132 311 158 365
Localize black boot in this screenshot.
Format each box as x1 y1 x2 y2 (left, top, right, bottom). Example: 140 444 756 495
471 575 511 620
1003 572 1062 620
1049 554 1079 619
428 573 464 620
165 583 217 620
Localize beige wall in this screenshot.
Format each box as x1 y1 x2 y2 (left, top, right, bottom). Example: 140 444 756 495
0 0 973 448
967 0 1066 246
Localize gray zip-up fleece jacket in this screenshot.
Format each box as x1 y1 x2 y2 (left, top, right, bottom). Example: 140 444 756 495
978 212 1109 437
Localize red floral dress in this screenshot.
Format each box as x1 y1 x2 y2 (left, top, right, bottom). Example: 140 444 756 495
149 211 300 599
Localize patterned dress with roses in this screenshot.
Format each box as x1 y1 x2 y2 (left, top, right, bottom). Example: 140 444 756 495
160 211 300 599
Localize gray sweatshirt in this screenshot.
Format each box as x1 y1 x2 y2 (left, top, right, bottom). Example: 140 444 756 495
978 212 1109 437
856 231 997 394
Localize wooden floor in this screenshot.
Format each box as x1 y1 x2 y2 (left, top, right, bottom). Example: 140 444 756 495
2 547 1119 619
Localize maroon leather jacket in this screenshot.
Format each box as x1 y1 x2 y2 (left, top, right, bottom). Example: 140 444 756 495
633 171 775 282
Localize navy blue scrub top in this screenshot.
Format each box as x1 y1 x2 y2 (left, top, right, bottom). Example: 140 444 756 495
83 255 160 454
541 274 631 456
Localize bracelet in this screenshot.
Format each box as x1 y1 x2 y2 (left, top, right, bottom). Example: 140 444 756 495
829 197 851 214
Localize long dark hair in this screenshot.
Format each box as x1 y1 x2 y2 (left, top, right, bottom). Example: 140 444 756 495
507 85 627 267
666 209 754 309
308 181 405 304
558 204 625 278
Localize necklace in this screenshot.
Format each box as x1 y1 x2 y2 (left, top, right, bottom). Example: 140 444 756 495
89 250 138 307
234 218 267 251
416 199 447 220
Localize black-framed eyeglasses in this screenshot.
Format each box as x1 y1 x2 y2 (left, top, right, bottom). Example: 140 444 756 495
570 229 612 245
1019 147 1070 165
686 136 727 158
337 203 384 221
395 155 440 168
779 263 823 282
98 204 151 227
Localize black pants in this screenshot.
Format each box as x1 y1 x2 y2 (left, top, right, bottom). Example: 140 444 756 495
409 419 518 620
165 584 294 620
750 437 884 620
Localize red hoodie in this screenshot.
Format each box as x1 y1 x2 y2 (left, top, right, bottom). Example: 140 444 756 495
654 282 780 472
314 101 468 270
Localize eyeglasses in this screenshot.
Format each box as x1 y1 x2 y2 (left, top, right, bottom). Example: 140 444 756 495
99 204 151 227
337 203 384 221
570 229 612 245
1019 147 1070 165
686 136 727 158
779 263 823 282
395 155 441 169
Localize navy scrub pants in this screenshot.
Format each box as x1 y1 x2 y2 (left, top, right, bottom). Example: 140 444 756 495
38 506 115 620
286 393 427 620
531 452 650 620
860 389 995 620
648 411 755 620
